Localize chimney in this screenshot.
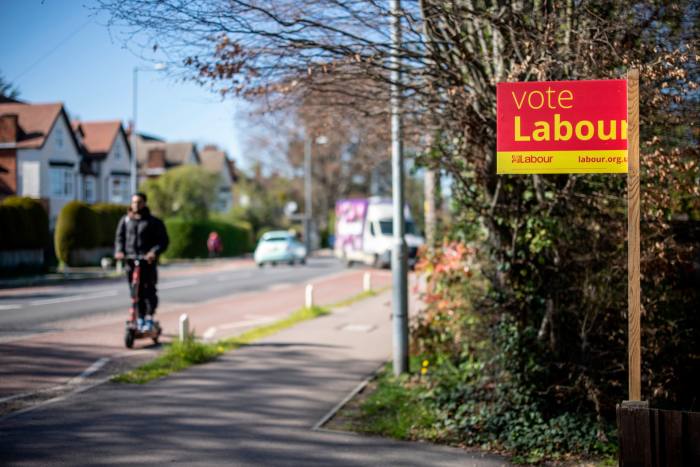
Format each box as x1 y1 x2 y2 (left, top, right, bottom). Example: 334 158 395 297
203 144 218 151
0 114 18 143
147 148 166 169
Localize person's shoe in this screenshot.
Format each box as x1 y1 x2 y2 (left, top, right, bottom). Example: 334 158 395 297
137 318 145 331
144 318 154 332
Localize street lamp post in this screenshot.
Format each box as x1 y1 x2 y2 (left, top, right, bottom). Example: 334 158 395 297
303 133 327 255
130 63 166 195
390 0 409 376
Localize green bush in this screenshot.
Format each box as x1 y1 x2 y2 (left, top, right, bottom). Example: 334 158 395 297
0 196 49 250
54 201 99 264
92 203 127 247
141 165 218 221
163 218 254 259
0 204 21 250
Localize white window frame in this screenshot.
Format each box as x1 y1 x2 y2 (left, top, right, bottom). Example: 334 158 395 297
109 175 129 204
84 176 97 203
55 128 64 148
49 167 74 199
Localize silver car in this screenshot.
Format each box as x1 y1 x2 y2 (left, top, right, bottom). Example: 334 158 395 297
254 231 307 267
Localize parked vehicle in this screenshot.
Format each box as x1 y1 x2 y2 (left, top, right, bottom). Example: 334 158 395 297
334 197 425 268
254 230 307 267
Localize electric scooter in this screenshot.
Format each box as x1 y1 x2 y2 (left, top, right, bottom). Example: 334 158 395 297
123 255 162 348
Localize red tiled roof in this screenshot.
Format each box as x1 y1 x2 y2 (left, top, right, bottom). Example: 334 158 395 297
200 146 237 182
0 102 62 149
77 120 122 156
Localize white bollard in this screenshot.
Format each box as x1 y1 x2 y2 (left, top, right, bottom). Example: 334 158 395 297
363 272 372 292
179 313 189 342
305 284 314 308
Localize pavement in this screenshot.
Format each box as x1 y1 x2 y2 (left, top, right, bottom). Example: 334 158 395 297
0 288 509 466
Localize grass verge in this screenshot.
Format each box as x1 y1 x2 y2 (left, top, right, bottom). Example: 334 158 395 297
325 358 441 441
326 358 618 466
113 305 329 384
114 285 387 384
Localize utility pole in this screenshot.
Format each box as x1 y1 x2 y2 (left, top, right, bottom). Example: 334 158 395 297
131 63 166 195
390 0 409 376
304 135 312 255
130 67 139 195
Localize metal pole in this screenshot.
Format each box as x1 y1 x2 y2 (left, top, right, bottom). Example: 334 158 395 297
390 0 408 376
304 135 313 255
130 67 138 194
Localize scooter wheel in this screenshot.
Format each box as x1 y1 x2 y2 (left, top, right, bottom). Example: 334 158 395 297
152 325 161 345
125 329 135 348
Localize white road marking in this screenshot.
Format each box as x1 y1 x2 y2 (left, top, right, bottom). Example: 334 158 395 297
29 290 119 306
203 316 277 341
159 279 199 290
340 324 376 332
68 357 110 384
216 272 254 281
267 283 292 291
219 316 277 330
0 304 22 310
0 357 110 405
203 327 218 340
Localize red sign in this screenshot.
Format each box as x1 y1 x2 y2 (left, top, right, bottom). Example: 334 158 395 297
497 79 628 173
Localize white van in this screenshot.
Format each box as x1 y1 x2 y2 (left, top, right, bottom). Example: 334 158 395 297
334 197 424 268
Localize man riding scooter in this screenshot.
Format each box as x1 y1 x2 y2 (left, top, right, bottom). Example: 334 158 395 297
114 192 169 333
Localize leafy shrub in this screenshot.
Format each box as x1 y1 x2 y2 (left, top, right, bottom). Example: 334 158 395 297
163 218 254 259
409 243 617 462
92 203 127 247
141 165 218 221
54 201 99 264
420 320 616 463
0 196 49 250
0 204 21 250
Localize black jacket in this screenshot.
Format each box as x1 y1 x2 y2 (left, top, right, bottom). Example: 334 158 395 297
115 208 169 258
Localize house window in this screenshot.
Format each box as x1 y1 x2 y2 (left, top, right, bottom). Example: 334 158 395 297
84 177 97 203
55 129 64 148
109 176 129 203
49 167 74 199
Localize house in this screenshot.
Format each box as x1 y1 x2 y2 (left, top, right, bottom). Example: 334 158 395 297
135 136 200 185
0 102 82 225
73 120 131 204
199 144 238 212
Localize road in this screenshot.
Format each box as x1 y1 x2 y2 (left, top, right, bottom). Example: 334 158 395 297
0 257 392 414
0 257 345 338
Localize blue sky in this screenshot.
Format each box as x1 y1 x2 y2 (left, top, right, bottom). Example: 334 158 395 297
0 0 246 167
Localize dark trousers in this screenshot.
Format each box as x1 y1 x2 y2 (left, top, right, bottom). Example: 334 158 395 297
125 261 159 319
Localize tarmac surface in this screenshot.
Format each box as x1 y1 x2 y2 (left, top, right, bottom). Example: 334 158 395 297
0 289 509 466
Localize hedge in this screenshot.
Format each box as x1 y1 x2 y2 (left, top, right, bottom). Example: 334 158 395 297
0 196 49 250
163 218 254 259
54 201 127 265
92 203 128 247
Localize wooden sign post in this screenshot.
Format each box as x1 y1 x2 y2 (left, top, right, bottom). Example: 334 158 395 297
627 69 641 401
497 72 643 401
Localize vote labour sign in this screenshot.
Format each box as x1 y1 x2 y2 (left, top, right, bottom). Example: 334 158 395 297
497 79 628 174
